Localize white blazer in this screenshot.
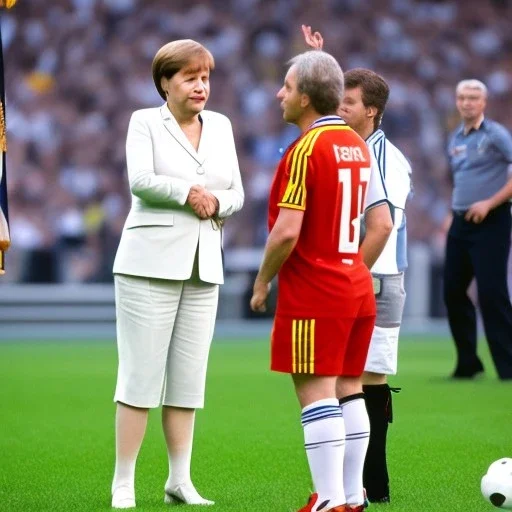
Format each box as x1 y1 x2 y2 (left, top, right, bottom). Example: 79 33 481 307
113 104 244 284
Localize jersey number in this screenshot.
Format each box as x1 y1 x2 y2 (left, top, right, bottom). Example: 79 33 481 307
338 167 370 254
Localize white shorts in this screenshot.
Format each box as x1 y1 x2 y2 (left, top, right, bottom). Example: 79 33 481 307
114 274 219 409
364 273 406 375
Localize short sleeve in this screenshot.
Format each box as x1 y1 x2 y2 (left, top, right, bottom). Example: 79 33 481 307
277 137 312 211
365 153 388 210
492 124 512 164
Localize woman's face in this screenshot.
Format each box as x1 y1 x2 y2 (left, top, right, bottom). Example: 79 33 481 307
164 59 210 119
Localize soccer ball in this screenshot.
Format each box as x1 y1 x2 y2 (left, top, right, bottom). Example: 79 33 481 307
481 458 512 509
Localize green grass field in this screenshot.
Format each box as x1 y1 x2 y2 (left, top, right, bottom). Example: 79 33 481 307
1 336 511 512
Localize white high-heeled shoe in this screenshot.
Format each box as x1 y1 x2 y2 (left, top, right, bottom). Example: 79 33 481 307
112 485 136 509
164 482 214 506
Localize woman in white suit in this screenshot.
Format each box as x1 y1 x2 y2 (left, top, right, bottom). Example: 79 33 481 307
111 39 244 509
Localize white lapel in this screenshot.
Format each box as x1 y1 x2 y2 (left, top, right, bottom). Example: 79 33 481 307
196 110 209 160
160 104 204 166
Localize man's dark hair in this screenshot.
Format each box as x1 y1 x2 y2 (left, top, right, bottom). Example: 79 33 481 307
344 68 390 131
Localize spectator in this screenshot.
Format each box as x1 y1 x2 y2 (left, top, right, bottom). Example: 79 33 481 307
2 0 512 282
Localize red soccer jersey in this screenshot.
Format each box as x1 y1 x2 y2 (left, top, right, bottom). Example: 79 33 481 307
269 117 373 318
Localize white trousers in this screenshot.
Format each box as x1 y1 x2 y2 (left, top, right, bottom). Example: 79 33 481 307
113 274 219 409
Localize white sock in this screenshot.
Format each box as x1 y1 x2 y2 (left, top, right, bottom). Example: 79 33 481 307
167 450 192 488
302 398 346 510
112 458 136 493
166 449 211 504
340 394 370 506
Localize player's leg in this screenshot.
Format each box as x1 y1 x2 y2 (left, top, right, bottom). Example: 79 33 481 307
161 279 218 505
294 373 346 511
471 207 512 380
112 275 178 508
443 232 482 377
336 309 376 509
272 316 351 511
112 404 149 509
362 273 405 503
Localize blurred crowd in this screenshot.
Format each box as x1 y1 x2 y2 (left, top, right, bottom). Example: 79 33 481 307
2 0 512 282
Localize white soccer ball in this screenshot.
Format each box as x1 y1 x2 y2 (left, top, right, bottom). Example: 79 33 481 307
481 458 512 509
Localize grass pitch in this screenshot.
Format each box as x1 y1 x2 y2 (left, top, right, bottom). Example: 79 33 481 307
0 336 511 511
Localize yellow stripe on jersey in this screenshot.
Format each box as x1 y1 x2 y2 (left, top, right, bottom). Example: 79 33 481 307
276 202 305 210
280 126 350 210
281 130 316 208
291 319 316 374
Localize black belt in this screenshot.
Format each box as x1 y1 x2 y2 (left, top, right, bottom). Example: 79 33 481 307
452 209 468 216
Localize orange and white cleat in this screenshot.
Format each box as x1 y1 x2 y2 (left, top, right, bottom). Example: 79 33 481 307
296 493 361 512
297 493 335 512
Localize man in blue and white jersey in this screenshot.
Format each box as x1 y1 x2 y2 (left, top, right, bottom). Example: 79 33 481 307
341 69 412 505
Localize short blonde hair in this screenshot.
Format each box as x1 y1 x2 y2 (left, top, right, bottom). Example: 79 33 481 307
152 40 215 100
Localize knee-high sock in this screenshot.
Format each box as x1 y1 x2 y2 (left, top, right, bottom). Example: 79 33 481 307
339 393 370 506
302 398 346 510
362 384 395 501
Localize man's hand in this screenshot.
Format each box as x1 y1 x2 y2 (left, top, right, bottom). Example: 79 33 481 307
301 24 324 50
187 185 218 219
250 278 271 313
465 199 492 224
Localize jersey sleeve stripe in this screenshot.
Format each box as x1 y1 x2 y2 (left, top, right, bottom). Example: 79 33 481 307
277 202 306 210
281 126 353 210
365 198 390 210
381 139 387 180
282 129 317 206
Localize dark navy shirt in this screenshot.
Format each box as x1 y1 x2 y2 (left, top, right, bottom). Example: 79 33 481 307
447 119 512 210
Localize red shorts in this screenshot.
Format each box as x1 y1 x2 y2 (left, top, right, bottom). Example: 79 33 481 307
271 313 376 376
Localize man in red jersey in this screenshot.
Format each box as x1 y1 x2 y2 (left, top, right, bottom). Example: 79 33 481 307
250 50 391 512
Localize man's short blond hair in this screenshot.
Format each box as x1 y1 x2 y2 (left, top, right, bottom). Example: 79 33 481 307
152 40 215 100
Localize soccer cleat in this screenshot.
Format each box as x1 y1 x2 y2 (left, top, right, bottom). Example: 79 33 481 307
164 482 214 506
297 493 330 512
295 495 365 512
111 485 136 509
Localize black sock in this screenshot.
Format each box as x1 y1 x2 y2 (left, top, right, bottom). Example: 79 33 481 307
362 384 400 502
